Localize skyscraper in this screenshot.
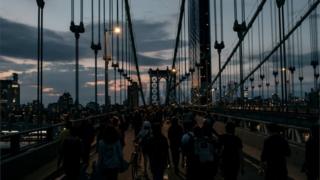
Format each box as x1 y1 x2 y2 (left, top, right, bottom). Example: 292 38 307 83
0 73 20 108
188 0 212 104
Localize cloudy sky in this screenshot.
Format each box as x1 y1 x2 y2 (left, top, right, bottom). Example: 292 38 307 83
0 0 318 105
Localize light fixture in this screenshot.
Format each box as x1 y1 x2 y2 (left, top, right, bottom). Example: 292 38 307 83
114 27 121 34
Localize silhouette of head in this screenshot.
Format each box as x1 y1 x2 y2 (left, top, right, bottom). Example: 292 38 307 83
65 120 72 130
267 124 281 134
171 117 178 125
225 122 236 134
152 123 162 137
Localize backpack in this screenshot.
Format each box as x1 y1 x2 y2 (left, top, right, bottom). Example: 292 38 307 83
181 132 194 155
140 131 152 151
193 136 215 163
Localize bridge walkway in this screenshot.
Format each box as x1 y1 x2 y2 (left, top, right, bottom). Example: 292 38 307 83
23 114 307 180
25 125 264 180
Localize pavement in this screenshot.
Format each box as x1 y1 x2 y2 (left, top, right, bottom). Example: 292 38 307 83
24 120 303 180
93 126 264 180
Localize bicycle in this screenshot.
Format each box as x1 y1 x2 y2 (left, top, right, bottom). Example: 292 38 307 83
130 143 141 180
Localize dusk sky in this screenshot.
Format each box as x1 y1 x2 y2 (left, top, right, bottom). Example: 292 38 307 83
0 0 318 105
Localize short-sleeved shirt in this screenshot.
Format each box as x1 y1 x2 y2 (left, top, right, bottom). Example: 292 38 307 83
98 140 122 169
219 134 243 170
261 134 290 175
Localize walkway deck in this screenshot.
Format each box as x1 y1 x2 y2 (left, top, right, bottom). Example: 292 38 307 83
23 119 306 180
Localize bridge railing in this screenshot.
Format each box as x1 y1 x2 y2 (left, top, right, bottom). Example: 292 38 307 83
189 107 311 146
0 113 107 160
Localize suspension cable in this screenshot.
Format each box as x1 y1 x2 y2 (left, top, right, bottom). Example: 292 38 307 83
213 0 218 41
124 0 146 105
298 25 304 98
241 0 245 22
71 0 74 22
220 0 224 41
234 0 238 21
184 11 187 102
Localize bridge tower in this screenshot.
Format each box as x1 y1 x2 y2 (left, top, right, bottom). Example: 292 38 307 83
188 0 212 104
149 68 176 105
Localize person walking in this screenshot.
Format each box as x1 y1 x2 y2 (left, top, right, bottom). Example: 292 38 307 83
168 117 184 173
59 127 82 180
181 119 197 180
148 123 169 180
261 124 291 180
219 122 244 180
79 120 95 168
303 125 319 180
135 120 153 176
97 123 123 180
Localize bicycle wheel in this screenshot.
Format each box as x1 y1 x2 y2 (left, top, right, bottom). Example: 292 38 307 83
131 152 138 180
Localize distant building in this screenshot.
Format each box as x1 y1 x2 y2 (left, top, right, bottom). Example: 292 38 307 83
189 0 212 104
0 73 20 108
47 102 59 113
57 92 73 113
128 82 139 109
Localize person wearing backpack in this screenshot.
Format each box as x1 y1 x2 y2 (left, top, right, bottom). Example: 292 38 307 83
97 122 123 180
135 120 153 176
192 124 218 180
168 117 184 174
261 124 291 180
148 123 170 180
181 119 197 180
219 122 244 180
59 126 82 180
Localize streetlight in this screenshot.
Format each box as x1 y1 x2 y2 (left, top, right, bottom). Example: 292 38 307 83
70 0 85 110
103 27 121 109
114 26 121 34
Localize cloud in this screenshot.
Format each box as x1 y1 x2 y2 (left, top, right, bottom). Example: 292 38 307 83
0 56 35 74
43 87 54 93
133 20 170 41
0 17 177 105
0 17 173 62
0 17 82 61
0 70 21 79
84 80 105 87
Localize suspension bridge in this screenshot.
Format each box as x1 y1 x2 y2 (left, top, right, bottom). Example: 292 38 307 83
0 0 319 179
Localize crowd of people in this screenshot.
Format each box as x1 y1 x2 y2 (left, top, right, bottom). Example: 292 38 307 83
56 106 319 180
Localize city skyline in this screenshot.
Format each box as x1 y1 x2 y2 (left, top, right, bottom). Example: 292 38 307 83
0 0 318 105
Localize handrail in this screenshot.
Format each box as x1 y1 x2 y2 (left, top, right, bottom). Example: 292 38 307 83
0 113 107 140
0 113 110 159
190 108 310 131
189 108 310 147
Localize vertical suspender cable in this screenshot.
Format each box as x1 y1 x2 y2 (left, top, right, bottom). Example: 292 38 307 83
234 0 238 21
103 0 108 108
184 11 187 103
37 5 40 117
70 0 85 110
40 4 43 108
298 26 304 99
213 0 218 41
258 13 262 97
250 28 255 98
261 8 265 99
115 0 119 104
289 0 296 98
220 0 224 41
91 0 102 107
282 2 288 107
124 0 146 105
36 0 45 121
